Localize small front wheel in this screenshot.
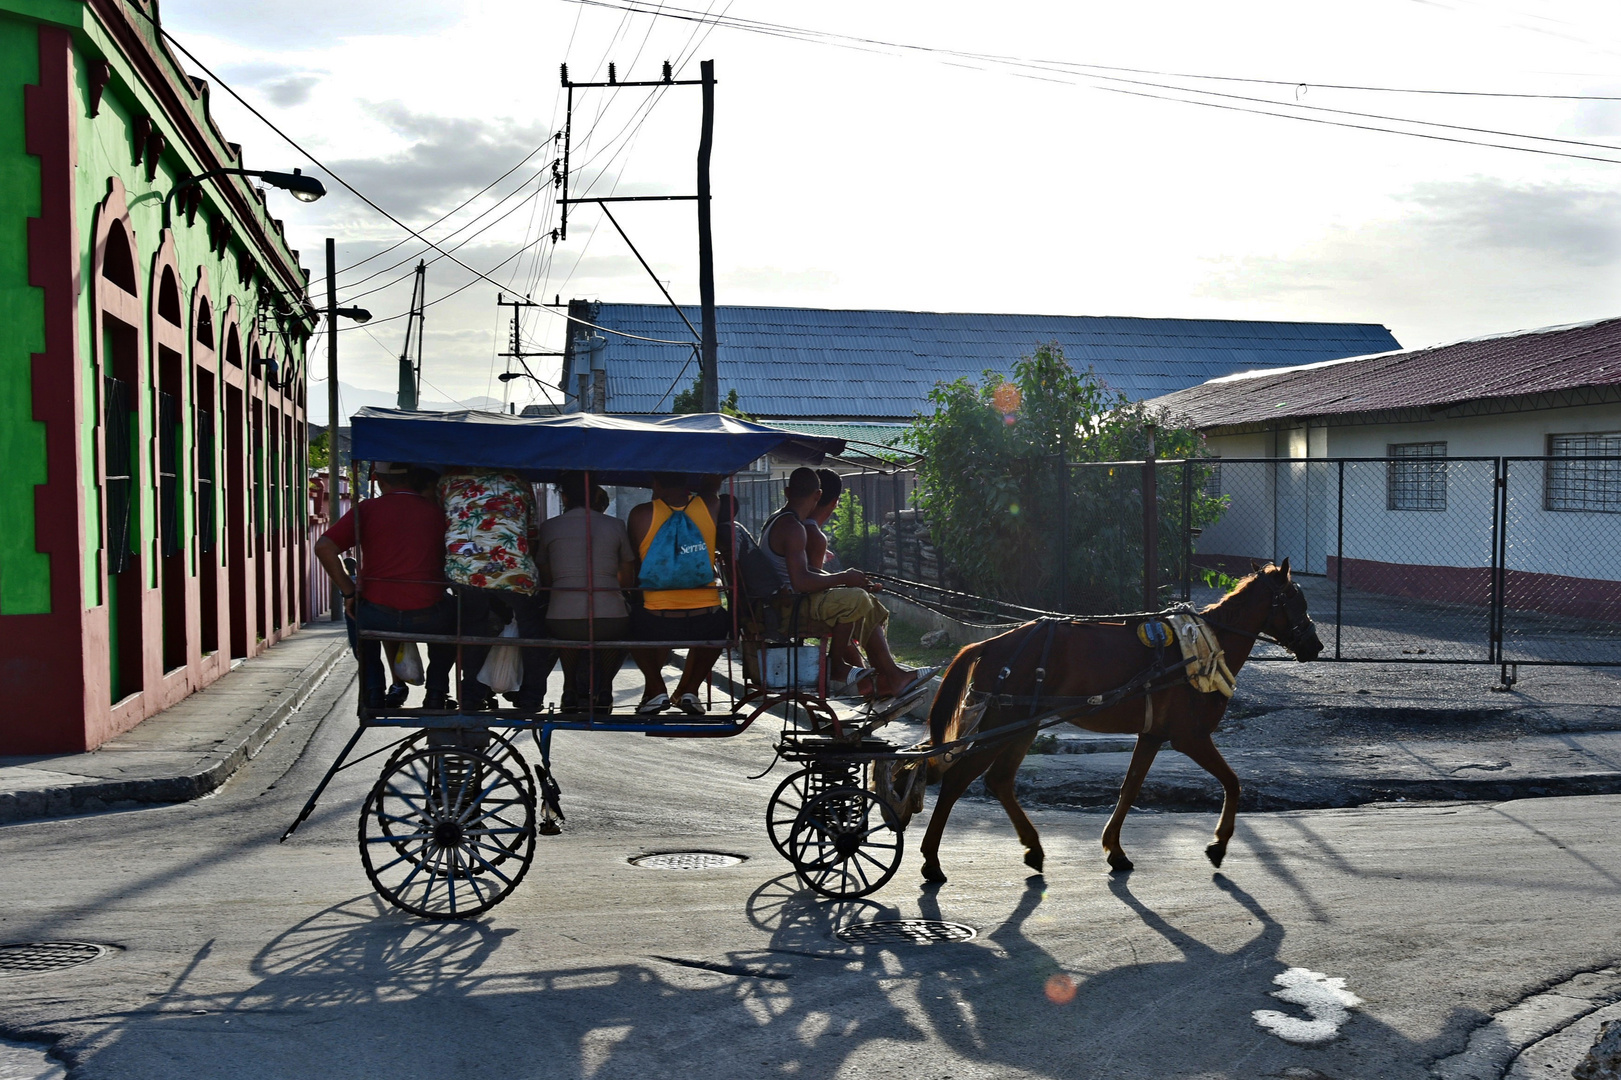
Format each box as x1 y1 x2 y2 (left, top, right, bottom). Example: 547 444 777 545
786 786 903 899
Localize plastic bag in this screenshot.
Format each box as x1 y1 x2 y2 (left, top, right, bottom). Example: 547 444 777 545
478 618 523 693
388 641 425 686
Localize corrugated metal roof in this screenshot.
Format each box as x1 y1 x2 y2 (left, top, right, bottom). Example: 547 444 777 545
571 303 1399 419
1146 316 1621 430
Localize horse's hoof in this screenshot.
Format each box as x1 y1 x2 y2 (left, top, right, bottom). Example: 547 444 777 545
1106 853 1134 874
921 863 947 884
1205 843 1227 868
1024 849 1045 873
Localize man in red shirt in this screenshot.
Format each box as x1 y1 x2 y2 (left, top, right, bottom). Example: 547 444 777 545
315 461 456 709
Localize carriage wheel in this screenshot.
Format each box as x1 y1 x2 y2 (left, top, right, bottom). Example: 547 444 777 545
786 785 904 899
766 762 860 861
359 747 536 920
376 731 536 870
383 729 536 796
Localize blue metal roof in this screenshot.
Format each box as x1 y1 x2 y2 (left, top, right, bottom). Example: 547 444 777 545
568 303 1401 420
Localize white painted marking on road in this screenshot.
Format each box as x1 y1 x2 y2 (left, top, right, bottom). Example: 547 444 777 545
1252 967 1364 1044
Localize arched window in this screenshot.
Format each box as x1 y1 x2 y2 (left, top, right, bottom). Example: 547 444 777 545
92 178 145 701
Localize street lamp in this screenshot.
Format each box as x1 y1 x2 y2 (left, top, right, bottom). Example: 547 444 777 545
162 167 327 227
332 305 371 324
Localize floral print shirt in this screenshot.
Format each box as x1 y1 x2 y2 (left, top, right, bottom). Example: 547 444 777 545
438 470 539 593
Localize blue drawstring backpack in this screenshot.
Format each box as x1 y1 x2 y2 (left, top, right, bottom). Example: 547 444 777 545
639 505 715 590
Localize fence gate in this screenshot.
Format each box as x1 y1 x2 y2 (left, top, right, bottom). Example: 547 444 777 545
1498 456 1621 669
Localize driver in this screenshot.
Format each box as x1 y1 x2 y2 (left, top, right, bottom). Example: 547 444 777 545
762 468 927 700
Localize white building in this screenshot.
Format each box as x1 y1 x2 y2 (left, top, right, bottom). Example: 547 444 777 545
1148 318 1621 622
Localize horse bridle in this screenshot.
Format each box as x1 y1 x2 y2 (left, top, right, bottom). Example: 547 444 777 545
1201 577 1317 656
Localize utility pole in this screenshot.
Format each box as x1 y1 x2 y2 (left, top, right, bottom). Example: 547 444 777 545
1143 424 1159 612
696 59 718 413
557 59 718 412
397 261 426 410
496 294 566 410
324 238 340 622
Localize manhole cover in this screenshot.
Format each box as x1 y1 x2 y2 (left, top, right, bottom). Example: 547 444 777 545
834 920 977 945
630 852 745 870
0 942 108 978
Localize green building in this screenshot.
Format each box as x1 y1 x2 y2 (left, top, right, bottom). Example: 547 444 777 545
0 0 316 753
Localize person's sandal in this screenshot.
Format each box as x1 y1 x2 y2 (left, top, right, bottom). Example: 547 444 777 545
636 693 670 716
829 667 876 698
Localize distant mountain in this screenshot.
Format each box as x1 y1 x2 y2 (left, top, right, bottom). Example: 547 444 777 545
307 382 505 426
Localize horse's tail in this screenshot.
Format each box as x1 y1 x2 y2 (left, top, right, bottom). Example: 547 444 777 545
928 641 987 747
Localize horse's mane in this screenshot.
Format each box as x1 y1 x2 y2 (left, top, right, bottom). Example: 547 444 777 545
1198 564 1275 615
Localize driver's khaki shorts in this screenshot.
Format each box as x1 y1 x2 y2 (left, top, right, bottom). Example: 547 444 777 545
776 587 889 642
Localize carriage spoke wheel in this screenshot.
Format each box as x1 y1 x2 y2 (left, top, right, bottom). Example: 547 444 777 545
767 762 861 861
360 747 536 920
384 730 536 796
378 731 536 870
786 785 903 899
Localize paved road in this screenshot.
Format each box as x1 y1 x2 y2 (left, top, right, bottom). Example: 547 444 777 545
3 665 1620 1079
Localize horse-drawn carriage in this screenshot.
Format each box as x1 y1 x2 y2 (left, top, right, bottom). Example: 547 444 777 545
284 408 944 919
286 408 1324 921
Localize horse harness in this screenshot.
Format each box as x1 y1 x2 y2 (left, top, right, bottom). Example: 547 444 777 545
976 608 1227 741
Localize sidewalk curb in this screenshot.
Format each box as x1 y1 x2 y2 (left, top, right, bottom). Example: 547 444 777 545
0 632 351 825
1003 765 1621 812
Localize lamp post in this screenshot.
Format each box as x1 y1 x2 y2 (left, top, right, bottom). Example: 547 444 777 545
162 167 325 228
323 236 371 621
496 355 568 406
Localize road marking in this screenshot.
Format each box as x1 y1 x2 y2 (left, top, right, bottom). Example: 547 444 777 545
1253 967 1364 1044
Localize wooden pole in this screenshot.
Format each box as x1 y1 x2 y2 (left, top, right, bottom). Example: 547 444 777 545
1143 424 1158 611
696 60 718 413
324 238 340 622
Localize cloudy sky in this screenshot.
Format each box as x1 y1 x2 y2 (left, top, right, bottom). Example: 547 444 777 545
160 0 1621 421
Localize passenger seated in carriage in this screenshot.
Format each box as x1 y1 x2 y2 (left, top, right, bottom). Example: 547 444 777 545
628 472 730 716
537 471 638 712
762 467 925 700
438 465 551 712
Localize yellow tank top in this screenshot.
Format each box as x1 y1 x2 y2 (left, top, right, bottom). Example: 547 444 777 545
639 497 721 610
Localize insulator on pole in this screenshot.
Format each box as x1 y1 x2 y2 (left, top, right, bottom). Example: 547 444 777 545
608 62 617 84
662 60 672 81
559 63 569 85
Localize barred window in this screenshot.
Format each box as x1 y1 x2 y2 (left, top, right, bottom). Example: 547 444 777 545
1200 461 1222 498
1387 442 1447 511
1546 432 1621 513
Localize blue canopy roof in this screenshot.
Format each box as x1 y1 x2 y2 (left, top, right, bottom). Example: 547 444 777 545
348 407 845 484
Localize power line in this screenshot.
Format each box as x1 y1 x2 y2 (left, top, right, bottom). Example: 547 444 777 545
569 0 1621 101
341 172 552 303
334 141 557 276
565 0 1621 165
133 7 697 346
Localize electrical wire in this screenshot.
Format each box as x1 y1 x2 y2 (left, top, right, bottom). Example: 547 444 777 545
564 0 1621 165
131 6 698 346
341 173 552 303
334 142 556 277
339 159 555 293
568 0 1621 101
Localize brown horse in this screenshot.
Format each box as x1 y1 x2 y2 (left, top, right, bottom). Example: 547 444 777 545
913 560 1322 882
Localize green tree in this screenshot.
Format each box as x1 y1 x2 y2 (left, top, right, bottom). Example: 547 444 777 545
826 490 880 568
907 342 1223 613
309 430 330 471
672 377 747 418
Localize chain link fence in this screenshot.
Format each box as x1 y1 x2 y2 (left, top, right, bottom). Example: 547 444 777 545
728 456 1620 671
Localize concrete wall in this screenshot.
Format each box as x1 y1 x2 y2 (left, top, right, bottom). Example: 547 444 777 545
1194 404 1621 618
0 4 315 752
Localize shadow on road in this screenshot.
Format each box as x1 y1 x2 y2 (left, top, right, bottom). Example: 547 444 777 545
70 875 1492 1080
